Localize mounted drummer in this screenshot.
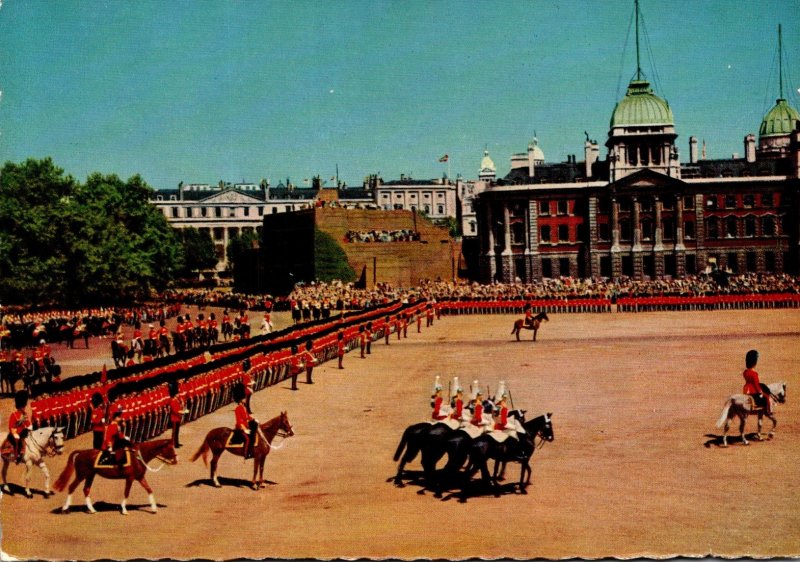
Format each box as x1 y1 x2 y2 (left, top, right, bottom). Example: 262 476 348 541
468 381 490 429
430 376 448 421
8 390 32 464
493 381 510 431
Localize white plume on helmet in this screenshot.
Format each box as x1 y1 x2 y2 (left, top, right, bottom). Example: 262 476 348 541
497 380 508 400
472 380 482 401
452 376 463 396
432 375 443 393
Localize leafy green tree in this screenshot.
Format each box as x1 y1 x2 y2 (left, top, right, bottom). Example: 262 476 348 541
314 228 355 283
0 158 183 305
0 158 76 305
177 227 217 277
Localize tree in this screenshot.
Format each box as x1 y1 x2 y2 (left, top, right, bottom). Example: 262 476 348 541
177 227 217 277
314 228 355 283
0 158 183 305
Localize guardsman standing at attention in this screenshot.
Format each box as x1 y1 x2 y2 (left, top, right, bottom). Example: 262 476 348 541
90 392 106 449
169 381 188 448
359 325 367 358
431 376 448 420
303 340 316 384
426 304 434 327
365 322 373 355
8 390 32 463
337 330 345 369
289 345 303 391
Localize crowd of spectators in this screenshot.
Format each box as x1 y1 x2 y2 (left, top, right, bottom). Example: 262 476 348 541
344 229 420 243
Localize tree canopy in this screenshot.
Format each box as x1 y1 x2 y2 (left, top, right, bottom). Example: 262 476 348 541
0 158 184 306
314 228 355 283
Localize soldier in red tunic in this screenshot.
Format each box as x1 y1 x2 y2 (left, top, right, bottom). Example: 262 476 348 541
303 340 316 384
743 349 770 414
102 407 131 468
450 377 464 421
359 325 367 358
337 330 345 369
289 345 303 391
430 376 447 421
233 384 258 459
89 392 106 449
8 391 32 463
169 381 188 448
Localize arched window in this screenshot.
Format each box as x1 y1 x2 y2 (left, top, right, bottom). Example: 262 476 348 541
725 216 737 238
706 217 719 239
762 215 775 236
744 216 756 237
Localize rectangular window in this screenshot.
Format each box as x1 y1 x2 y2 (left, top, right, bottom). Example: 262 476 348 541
743 194 754 208
243 207 250 217
558 224 569 241
557 200 568 215
684 220 695 239
705 196 717 210
725 195 736 209
540 225 551 243
539 201 550 215
437 205 444 214
761 193 773 207
285 205 292 212
215 207 222 218
171 207 179 218
559 258 571 277
271 207 278 214
598 223 610 241
684 196 695 210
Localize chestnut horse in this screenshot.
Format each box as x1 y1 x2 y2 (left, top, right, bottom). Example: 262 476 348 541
190 411 294 490
510 311 549 341
54 438 177 515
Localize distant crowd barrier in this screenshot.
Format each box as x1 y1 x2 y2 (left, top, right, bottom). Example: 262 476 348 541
437 292 800 315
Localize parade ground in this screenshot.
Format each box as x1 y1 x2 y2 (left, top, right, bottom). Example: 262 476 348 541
2 308 799 559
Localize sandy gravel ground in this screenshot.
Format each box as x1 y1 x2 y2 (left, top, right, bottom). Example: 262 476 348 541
1 308 799 560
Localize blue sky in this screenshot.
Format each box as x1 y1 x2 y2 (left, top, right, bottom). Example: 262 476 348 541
1 1 799 190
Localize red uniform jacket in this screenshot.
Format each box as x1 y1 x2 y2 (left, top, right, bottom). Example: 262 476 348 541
450 398 463 420
431 396 447 420
470 402 484 426
102 422 123 450
90 406 106 432
494 406 509 430
9 409 31 435
235 403 252 431
743 368 762 395
170 397 184 423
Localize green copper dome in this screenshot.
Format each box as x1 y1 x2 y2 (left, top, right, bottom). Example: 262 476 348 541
759 98 800 137
610 80 674 128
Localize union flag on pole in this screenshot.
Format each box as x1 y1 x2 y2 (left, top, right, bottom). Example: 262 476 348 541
438 154 449 163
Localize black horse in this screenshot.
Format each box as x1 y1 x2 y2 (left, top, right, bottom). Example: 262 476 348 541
461 413 554 501
392 422 435 486
418 409 526 498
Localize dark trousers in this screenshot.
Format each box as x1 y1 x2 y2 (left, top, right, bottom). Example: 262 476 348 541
171 421 181 447
92 430 104 450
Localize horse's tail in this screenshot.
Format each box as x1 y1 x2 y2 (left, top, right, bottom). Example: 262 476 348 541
190 438 210 466
716 398 734 428
54 450 80 492
393 431 408 462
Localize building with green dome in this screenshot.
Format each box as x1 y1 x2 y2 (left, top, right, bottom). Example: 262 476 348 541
473 17 800 283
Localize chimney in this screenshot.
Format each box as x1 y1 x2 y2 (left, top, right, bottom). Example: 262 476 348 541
744 134 756 163
689 136 698 164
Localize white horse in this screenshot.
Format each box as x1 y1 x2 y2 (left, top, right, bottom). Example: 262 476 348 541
1 427 66 497
716 382 786 447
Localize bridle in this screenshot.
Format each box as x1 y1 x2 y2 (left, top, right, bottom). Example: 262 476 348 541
36 428 64 458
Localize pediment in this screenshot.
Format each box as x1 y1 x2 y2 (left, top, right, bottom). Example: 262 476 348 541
609 168 686 192
199 189 264 204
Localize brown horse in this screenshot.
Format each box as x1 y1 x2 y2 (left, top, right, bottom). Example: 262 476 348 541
510 311 549 341
190 411 294 490
54 438 177 515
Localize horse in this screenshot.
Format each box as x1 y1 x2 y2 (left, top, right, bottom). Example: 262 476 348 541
715 382 786 447
54 438 178 515
392 422 437 487
1 427 66 498
191 411 294 490
110 340 128 368
510 311 549 341
416 409 527 497
462 413 554 500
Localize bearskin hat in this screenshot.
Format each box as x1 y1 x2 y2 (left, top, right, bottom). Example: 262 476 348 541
14 390 29 410
746 349 759 368
91 392 104 408
232 382 247 403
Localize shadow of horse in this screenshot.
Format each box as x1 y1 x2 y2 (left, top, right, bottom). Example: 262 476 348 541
51 500 166 515
388 469 523 502
185 476 277 489
0 482 52 498
703 432 772 448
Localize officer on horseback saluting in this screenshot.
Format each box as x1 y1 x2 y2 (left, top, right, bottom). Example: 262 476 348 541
233 383 259 460
8 390 31 464
743 349 772 415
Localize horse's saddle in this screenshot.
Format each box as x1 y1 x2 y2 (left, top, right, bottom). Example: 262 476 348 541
94 449 132 469
225 431 260 449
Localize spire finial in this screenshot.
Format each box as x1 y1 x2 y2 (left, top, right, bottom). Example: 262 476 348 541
778 24 784 99
635 0 642 81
